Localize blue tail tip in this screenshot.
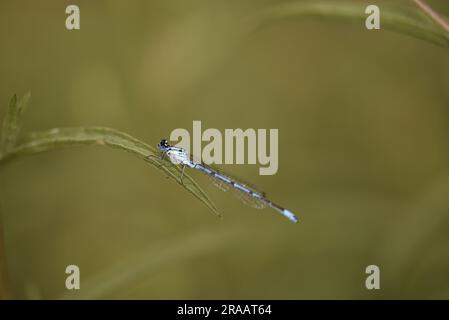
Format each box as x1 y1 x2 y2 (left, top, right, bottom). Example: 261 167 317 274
284 209 298 223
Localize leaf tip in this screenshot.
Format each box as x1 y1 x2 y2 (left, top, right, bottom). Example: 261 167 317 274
8 94 17 107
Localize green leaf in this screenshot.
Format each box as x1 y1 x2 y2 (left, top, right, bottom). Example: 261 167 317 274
1 92 31 153
0 126 220 217
249 1 449 48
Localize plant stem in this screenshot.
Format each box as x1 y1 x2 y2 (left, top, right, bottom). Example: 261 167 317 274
413 0 449 34
0 207 13 299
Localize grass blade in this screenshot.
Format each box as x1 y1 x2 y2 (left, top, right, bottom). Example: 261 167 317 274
59 228 241 299
249 1 449 48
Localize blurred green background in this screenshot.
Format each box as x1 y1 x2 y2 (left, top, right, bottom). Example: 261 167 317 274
1 0 449 299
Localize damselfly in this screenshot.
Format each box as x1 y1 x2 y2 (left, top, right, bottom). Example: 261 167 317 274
157 139 298 223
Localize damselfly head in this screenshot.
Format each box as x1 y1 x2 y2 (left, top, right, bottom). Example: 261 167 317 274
158 139 170 151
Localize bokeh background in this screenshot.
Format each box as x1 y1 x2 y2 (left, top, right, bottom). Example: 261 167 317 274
1 0 449 299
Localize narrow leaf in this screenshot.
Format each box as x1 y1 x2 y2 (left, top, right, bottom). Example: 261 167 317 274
249 1 449 48
0 126 220 217
1 92 31 153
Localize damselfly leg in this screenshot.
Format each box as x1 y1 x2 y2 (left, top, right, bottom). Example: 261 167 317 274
180 164 186 183
146 152 172 179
